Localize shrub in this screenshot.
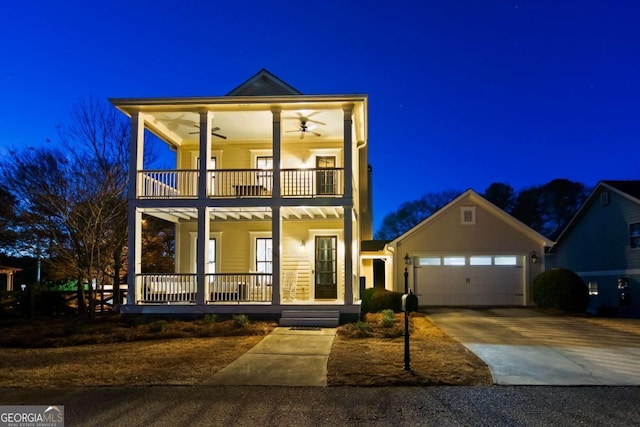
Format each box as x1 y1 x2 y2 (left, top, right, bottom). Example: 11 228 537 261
532 268 589 313
361 287 403 313
355 321 371 335
203 314 217 324
148 320 169 333
381 309 395 328
233 314 250 328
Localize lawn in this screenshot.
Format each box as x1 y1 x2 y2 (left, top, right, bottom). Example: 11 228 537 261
0 312 491 387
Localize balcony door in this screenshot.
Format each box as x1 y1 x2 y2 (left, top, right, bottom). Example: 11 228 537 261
314 235 337 299
316 156 336 195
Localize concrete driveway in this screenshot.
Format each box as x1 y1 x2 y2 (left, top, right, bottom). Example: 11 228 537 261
427 308 640 385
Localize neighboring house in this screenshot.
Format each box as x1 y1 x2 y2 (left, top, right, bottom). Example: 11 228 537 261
0 265 22 291
386 190 553 306
547 180 640 317
110 70 370 325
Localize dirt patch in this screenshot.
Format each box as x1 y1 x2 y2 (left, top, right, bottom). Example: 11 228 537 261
327 312 492 386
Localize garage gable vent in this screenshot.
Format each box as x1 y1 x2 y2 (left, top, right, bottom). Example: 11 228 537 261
461 206 476 225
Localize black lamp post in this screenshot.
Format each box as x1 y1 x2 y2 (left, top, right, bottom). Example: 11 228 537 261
403 253 411 371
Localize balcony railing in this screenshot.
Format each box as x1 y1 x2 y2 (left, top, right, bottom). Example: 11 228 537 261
138 170 198 199
140 273 197 303
208 273 272 303
137 168 344 199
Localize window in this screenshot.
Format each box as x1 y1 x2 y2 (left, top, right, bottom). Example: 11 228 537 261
588 281 599 296
208 239 216 273
494 256 517 266
630 223 640 249
256 156 273 170
419 257 441 266
600 191 609 206
461 206 476 225
256 238 272 273
470 256 492 266
443 256 466 266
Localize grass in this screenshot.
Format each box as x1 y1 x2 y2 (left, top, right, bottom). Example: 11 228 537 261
0 312 492 388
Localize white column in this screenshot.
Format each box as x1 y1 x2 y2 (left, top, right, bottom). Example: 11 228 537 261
271 108 282 198
128 209 142 304
271 206 281 305
342 104 354 200
198 111 213 199
7 272 13 292
344 207 353 304
196 207 210 305
127 112 144 305
127 112 144 201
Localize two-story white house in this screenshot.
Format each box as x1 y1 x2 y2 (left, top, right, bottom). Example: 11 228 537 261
110 70 370 325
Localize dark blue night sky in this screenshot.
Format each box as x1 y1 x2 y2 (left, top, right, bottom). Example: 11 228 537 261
1 0 639 231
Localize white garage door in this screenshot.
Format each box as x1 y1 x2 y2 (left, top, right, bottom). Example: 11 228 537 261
414 255 525 306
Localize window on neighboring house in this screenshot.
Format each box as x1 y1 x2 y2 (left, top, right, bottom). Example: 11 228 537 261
461 206 476 225
630 223 640 249
588 281 599 296
256 238 272 273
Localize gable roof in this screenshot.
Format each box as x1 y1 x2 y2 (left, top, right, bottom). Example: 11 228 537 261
551 180 640 250
226 69 302 96
390 189 554 247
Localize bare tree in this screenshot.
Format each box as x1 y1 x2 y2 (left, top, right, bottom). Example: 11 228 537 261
1 98 131 316
375 189 460 240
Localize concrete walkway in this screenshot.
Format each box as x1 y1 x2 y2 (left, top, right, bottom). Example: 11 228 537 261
203 327 336 386
428 308 640 386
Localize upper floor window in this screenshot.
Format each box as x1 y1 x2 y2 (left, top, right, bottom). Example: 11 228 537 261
630 223 640 249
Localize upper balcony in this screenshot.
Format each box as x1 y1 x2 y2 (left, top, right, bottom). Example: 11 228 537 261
137 168 344 199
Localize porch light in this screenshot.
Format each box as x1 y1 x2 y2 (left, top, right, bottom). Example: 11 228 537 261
531 252 538 264
300 159 307 168
299 240 306 251
404 253 411 266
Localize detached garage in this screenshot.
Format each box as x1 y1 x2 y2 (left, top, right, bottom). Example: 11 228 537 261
389 190 554 306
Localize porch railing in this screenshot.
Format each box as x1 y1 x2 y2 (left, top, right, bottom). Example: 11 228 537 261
138 170 198 199
281 168 343 197
209 169 273 197
207 273 272 303
140 274 197 303
137 168 345 198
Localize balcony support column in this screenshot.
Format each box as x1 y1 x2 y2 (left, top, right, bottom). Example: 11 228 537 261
127 112 144 305
271 107 282 199
271 206 281 305
127 208 142 304
344 207 354 305
196 207 210 305
342 104 354 200
198 111 213 199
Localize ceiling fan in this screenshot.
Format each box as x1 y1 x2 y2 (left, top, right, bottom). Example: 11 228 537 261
284 112 325 139
189 125 227 140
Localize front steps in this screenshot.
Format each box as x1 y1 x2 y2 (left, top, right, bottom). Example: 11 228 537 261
279 310 340 327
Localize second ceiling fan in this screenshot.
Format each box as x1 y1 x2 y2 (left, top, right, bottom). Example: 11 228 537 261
189 125 227 140
284 112 325 139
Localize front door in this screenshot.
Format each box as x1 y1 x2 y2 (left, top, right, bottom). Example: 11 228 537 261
315 236 337 299
316 156 336 195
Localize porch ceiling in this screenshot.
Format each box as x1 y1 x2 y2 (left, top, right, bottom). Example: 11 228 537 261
142 206 343 223
144 108 346 145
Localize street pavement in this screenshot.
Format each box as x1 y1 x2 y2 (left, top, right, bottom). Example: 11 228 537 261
1 385 639 426
427 308 640 385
